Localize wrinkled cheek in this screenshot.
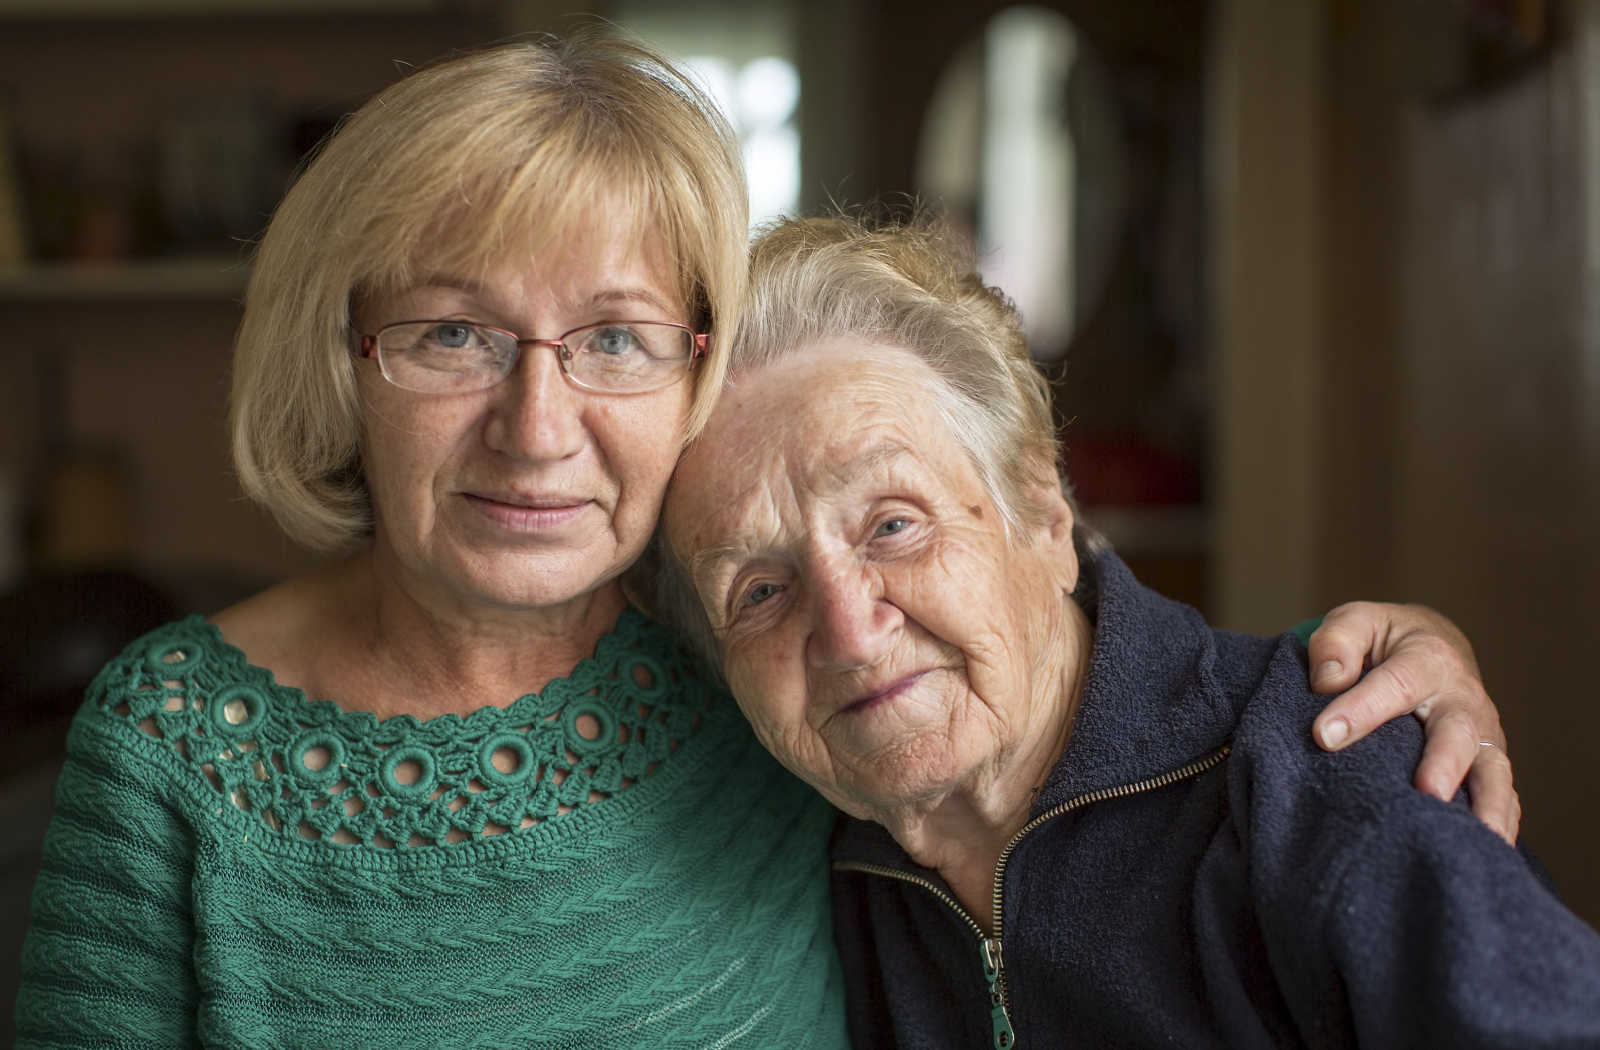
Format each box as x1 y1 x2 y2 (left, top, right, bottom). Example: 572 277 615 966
956 653 1026 733
726 669 783 737
727 675 814 770
739 704 816 777
768 722 827 780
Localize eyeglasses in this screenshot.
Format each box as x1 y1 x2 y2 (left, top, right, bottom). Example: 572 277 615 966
357 320 708 396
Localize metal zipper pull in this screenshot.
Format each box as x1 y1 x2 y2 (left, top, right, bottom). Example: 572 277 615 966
981 936 1016 1048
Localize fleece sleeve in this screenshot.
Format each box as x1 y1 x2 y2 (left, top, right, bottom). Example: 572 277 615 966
1231 647 1600 1049
14 717 200 1050
1314 801 1600 1049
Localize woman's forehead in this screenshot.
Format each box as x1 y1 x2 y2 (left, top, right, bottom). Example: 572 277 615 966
365 222 682 314
719 342 945 456
728 339 931 406
667 347 958 546
367 181 680 282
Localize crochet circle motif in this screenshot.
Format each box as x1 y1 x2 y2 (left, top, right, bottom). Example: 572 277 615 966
103 610 710 850
144 639 207 678
208 684 267 737
290 729 346 787
477 733 534 788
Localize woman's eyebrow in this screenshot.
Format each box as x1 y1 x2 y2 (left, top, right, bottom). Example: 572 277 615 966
410 273 485 297
818 439 915 497
394 281 674 317
686 542 755 595
585 286 676 315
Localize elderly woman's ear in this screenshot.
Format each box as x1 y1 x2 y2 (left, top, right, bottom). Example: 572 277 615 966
1020 462 1080 597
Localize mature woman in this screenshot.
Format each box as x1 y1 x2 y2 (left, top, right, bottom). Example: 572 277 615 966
17 38 843 1049
658 216 1600 1048
17 38 1511 1049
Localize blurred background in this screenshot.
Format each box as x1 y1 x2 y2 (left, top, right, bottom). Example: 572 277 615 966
0 0 1593 1005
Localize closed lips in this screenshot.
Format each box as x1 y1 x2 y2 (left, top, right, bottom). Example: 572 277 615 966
844 670 930 712
466 491 588 509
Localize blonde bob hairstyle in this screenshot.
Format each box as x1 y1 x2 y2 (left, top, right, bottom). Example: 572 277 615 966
231 33 748 551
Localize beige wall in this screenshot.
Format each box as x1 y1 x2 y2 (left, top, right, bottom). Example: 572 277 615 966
1213 0 1600 927
1396 9 1600 930
1209 0 1321 633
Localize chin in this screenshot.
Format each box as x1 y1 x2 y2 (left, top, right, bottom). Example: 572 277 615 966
829 735 976 814
444 546 626 611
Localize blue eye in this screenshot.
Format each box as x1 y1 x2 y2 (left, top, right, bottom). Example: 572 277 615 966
743 582 783 608
874 518 910 537
423 323 477 349
588 325 646 357
375 321 515 391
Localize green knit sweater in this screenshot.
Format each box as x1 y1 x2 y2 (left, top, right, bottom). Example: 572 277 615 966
15 609 848 1049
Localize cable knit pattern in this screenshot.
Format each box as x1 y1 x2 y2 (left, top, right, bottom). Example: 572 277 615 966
15 610 847 1049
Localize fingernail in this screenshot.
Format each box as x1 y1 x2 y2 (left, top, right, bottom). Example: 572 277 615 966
1314 660 1342 685
1319 717 1349 749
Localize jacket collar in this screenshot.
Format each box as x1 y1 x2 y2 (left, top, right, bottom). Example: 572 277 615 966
1031 550 1243 811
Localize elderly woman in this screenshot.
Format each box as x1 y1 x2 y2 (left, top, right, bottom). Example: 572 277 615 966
16 38 1511 1049
658 216 1600 1048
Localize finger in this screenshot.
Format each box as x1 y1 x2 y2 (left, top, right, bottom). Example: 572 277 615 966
1306 603 1385 695
1465 741 1520 846
1413 705 1481 803
1312 658 1426 751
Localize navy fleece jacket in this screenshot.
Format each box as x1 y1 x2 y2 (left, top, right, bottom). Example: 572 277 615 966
830 552 1600 1049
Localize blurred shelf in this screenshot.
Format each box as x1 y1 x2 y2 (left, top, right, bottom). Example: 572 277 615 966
1083 504 1209 556
0 257 249 301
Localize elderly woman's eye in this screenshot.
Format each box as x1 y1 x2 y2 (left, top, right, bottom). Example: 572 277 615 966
742 581 784 609
874 518 911 538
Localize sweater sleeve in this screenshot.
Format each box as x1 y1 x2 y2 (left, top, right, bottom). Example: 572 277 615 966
14 715 200 1050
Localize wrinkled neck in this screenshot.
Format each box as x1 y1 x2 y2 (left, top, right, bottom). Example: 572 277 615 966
870 594 1093 930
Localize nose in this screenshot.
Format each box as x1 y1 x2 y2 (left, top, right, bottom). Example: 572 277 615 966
805 556 901 672
483 339 586 462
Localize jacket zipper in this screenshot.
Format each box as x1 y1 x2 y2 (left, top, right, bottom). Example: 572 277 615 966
830 859 1018 1047
833 742 1230 1049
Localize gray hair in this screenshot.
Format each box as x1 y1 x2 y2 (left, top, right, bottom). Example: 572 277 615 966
655 214 1104 672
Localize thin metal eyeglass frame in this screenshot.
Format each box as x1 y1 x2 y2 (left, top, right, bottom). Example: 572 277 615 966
356 319 709 395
